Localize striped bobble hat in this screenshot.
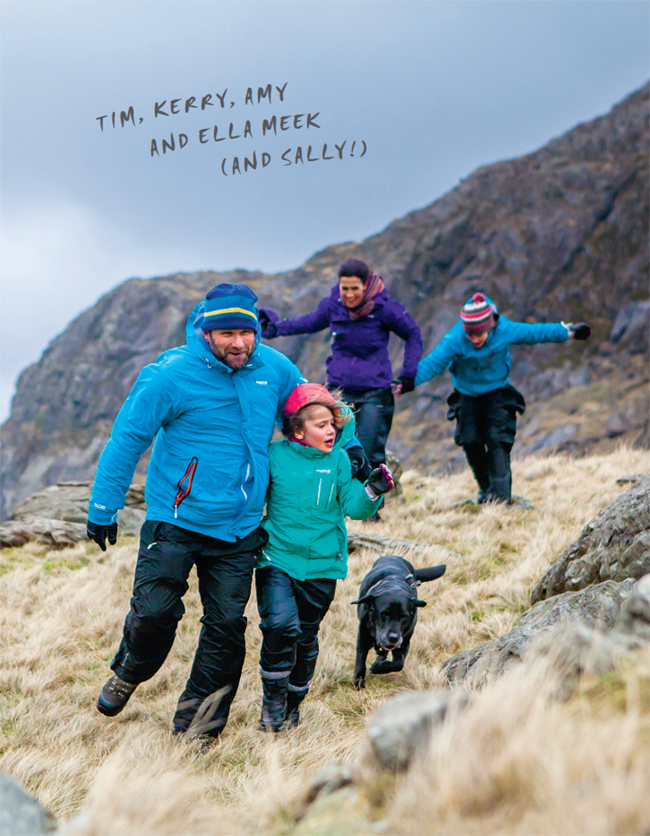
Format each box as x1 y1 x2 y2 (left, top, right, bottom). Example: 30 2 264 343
460 293 496 333
201 283 259 332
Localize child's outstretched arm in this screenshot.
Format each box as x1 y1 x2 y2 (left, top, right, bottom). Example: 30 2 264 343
413 331 459 387
337 457 391 520
502 319 590 345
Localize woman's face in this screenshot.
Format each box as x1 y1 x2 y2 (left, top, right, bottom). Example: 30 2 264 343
339 276 366 309
294 405 337 453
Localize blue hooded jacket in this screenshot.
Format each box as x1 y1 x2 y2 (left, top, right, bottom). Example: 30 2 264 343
415 298 569 395
88 299 305 541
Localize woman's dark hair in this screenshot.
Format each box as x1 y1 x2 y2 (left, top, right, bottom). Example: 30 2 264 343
282 397 351 439
338 258 370 284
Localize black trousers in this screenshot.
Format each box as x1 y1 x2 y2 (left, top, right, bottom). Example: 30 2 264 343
447 385 525 502
336 386 395 470
255 566 336 695
111 520 267 737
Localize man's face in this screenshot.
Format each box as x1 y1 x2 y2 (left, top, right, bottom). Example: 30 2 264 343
204 328 256 369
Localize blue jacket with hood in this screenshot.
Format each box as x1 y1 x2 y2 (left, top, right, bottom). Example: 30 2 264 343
415 298 569 396
88 301 305 541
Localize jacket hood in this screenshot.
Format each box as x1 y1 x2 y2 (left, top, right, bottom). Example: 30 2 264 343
185 301 261 371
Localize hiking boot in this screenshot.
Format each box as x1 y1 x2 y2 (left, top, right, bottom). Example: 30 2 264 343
97 674 138 716
284 689 308 729
259 673 289 733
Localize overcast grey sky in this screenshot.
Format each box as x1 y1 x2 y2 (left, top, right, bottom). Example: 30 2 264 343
1 0 648 422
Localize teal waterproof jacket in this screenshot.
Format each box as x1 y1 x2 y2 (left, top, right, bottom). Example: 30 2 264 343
415 314 569 396
257 420 379 581
88 302 304 541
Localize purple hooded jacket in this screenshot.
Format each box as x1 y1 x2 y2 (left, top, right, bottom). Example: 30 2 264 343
261 284 423 390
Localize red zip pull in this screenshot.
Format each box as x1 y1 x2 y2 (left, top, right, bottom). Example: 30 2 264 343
173 457 198 517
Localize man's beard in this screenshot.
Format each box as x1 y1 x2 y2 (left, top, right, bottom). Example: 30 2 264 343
209 342 252 369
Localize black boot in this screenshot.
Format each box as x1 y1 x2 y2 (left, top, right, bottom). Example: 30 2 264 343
486 443 513 503
97 674 138 716
462 443 491 499
284 685 309 728
259 671 289 733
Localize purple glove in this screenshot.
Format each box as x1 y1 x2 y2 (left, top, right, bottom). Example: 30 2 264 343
258 308 279 338
365 464 395 498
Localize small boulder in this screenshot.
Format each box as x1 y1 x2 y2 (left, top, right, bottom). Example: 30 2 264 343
367 690 471 772
0 772 57 835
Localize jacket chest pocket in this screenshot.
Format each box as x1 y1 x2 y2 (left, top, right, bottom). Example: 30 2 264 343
313 471 336 509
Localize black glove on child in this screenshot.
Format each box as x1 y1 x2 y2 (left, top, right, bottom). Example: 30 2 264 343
347 445 372 482
564 322 591 340
399 376 415 395
87 521 118 552
365 464 395 498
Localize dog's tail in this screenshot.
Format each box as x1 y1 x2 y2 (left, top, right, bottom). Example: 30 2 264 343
414 565 446 583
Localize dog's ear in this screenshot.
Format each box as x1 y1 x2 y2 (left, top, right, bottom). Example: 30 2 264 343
415 599 427 608
350 595 374 606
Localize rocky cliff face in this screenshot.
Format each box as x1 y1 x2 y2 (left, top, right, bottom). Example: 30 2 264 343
1 84 648 519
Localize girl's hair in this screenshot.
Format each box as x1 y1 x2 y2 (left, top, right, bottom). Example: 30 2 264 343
338 257 370 284
282 394 351 439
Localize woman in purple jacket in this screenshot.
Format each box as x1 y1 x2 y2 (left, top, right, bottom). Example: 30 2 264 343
260 258 422 499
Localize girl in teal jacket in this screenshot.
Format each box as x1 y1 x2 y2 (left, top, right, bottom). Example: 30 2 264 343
255 383 394 731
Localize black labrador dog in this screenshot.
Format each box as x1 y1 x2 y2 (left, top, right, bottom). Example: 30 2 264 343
351 555 446 689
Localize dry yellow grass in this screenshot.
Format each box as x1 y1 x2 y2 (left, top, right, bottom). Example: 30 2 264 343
0 445 648 835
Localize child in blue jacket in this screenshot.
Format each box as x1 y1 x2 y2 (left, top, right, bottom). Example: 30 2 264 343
412 293 591 503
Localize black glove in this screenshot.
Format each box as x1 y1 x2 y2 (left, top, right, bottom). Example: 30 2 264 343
258 308 278 338
563 322 591 340
347 445 372 482
365 464 395 498
399 376 415 395
87 521 118 551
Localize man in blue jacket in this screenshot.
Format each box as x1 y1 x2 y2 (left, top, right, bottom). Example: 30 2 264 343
413 293 591 504
86 283 304 739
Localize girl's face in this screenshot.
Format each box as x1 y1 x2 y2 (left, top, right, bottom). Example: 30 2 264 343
339 276 365 309
294 405 337 452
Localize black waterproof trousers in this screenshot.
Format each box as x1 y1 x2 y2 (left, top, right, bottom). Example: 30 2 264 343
110 520 267 737
256 566 336 699
336 386 395 469
447 385 526 503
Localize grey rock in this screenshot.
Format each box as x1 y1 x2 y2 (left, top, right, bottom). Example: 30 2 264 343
367 690 471 772
0 482 146 549
614 572 650 642
0 772 57 836
531 476 650 602
442 579 635 688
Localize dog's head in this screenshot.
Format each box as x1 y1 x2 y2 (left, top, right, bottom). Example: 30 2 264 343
351 578 426 651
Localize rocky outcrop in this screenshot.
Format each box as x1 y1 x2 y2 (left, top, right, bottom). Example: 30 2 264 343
531 475 650 602
441 578 636 688
0 481 146 548
2 85 648 519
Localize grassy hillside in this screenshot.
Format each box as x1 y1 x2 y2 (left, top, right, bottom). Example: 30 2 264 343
1 446 648 835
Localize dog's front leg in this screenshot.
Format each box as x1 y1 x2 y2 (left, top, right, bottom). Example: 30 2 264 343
353 629 373 690
389 635 411 672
